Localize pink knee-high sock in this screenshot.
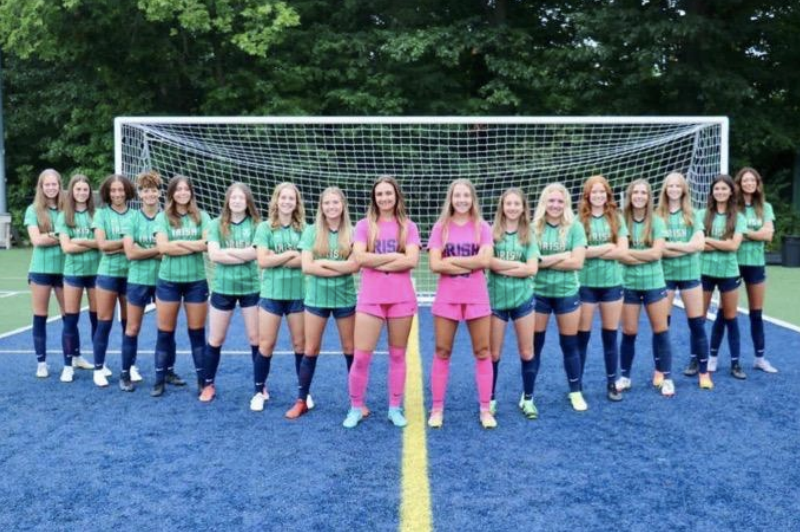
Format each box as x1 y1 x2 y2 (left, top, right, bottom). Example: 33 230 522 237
475 357 493 411
388 346 406 408
348 349 372 408
431 356 451 410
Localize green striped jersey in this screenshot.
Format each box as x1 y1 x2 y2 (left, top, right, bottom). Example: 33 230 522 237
699 209 747 278
488 230 539 310
662 210 703 281
55 210 100 277
623 217 667 290
254 222 305 300
208 217 259 295
737 202 774 267
93 207 135 278
155 210 211 283
579 214 627 288
298 225 356 308
122 210 161 286
533 222 586 298
24 205 65 274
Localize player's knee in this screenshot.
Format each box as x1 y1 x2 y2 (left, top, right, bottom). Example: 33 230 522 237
435 345 452 359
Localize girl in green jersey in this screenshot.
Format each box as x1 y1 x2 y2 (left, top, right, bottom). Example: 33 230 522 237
577 175 628 402
57 174 102 382
252 183 306 412
199 183 261 403
656 172 713 390
25 169 66 379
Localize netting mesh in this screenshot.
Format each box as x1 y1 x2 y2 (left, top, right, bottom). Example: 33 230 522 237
116 118 726 298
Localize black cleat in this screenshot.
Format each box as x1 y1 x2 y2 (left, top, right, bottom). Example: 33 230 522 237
730 363 747 380
119 376 135 392
606 383 623 402
683 358 699 377
165 370 186 386
150 383 166 397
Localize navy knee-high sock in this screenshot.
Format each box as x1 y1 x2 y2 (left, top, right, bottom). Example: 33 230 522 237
61 313 79 366
89 311 98 340
521 358 536 399
651 334 660 369
33 315 47 363
689 317 709 373
188 328 206 387
92 319 113 370
531 331 546 394
620 333 637 378
577 330 591 379
155 330 172 385
253 352 272 394
294 353 303 378
203 344 222 385
725 317 741 364
297 356 318 400
121 334 137 376
344 353 354 373
491 360 500 400
559 334 582 393
120 319 127 336
601 328 618 385
710 311 725 357
653 331 672 378
250 345 259 363
167 336 177 372
749 309 765 358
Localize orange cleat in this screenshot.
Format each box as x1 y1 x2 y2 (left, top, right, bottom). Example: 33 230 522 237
285 399 309 419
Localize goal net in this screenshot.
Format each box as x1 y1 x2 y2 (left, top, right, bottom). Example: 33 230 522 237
115 116 728 301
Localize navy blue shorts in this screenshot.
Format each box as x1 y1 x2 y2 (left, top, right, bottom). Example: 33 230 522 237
739 265 766 285
492 296 536 322
64 275 96 289
156 279 209 304
624 287 667 305
259 298 304 316
701 275 741 294
211 292 259 311
534 294 581 315
28 273 63 288
665 279 702 291
579 285 623 304
305 305 356 319
127 283 156 308
96 274 128 294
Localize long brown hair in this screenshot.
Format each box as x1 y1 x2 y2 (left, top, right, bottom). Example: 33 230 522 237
33 169 62 233
437 178 483 245
492 187 531 245
220 182 261 239
312 187 352 258
704 174 738 240
656 171 695 228
62 174 96 228
624 179 655 247
578 175 620 243
735 167 765 220
268 182 305 231
366 175 410 252
164 175 201 228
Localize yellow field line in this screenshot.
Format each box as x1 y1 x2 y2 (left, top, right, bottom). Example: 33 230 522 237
399 315 433 532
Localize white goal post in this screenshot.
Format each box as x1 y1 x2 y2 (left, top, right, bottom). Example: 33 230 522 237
114 116 728 300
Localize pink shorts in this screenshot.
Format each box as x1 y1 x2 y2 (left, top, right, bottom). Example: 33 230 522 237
431 302 492 321
356 301 418 320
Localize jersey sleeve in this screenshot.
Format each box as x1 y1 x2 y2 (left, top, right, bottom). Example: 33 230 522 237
200 211 212 233
91 208 106 231
253 222 271 249
54 212 67 236
154 212 168 237
735 213 748 234
696 209 707 233
24 205 38 228
427 222 443 251
570 222 588 249
207 219 221 244
764 203 775 223
353 218 369 245
617 214 629 238
479 221 493 247
298 225 315 251
406 220 421 247
653 216 667 240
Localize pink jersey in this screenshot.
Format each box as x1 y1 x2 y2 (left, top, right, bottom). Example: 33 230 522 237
354 218 421 305
428 219 493 304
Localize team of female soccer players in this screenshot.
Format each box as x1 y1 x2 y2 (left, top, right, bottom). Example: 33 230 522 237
25 168 779 429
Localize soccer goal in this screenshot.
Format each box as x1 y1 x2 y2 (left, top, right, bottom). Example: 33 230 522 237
114 116 728 300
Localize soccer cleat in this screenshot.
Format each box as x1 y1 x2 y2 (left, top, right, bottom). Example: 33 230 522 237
660 379 676 397
165 370 187 386
285 399 309 419
150 383 165 397
60 366 74 383
519 398 539 419
305 393 315 410
102 365 113 378
707 356 719 373
36 362 49 379
753 358 778 374
606 383 623 402
342 408 364 429
119 376 134 392
480 410 498 429
490 399 498 415
93 370 109 387
387 407 408 428
199 384 216 403
262 385 270 401
72 356 94 370
568 392 588 412
249 392 267 412
615 376 632 392
683 358 699 377
730 363 747 380
129 365 143 382
652 371 665 389
699 373 714 390
427 409 444 429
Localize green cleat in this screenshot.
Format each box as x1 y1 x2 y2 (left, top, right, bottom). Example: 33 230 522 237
519 398 539 420
342 407 364 429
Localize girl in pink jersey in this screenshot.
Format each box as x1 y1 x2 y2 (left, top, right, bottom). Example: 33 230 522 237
427 179 495 429
343 176 420 429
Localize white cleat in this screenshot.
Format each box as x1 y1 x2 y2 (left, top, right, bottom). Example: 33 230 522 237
306 393 315 410
753 358 778 373
102 365 113 377
615 376 632 391
93 370 109 388
36 362 49 379
130 365 143 382
707 356 719 373
60 366 75 383
250 392 267 412
72 356 94 370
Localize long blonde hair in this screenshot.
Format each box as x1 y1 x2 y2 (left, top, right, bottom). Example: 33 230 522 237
62 174 96 228
533 183 574 246
436 178 483 245
656 171 695 228
366 175 410 252
312 186 352 258
624 179 655 247
33 169 62 233
578 175 620 243
268 182 305 231
220 182 261 239
492 187 531 245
